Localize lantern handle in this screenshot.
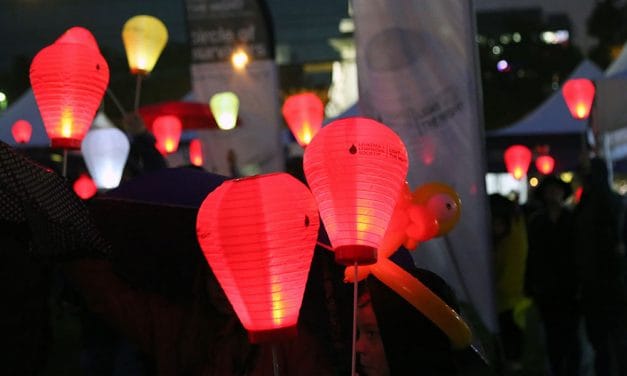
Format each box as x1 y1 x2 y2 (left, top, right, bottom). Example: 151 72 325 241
105 88 128 118
134 75 143 111
351 262 358 376
62 149 68 177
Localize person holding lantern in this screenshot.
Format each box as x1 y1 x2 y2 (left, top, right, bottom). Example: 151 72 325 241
355 258 491 375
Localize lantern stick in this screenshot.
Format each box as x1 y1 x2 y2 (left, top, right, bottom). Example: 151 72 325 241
106 88 128 118
134 75 143 111
316 241 333 252
62 149 68 177
351 262 358 376
272 344 280 376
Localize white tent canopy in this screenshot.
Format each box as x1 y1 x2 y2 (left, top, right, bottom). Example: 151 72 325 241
487 59 603 137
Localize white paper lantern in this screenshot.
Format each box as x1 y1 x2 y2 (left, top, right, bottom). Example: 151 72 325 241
81 128 130 189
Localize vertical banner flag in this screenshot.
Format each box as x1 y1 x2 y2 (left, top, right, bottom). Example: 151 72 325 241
354 0 497 331
183 0 282 176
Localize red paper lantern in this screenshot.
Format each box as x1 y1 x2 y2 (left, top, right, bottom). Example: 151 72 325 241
282 93 324 147
535 155 555 175
189 139 203 167
562 78 595 120
73 174 97 200
196 173 319 343
504 145 532 180
152 115 182 154
303 117 409 265
11 120 32 144
29 27 109 149
56 26 99 48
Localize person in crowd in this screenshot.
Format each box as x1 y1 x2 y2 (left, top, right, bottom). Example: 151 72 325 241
489 194 528 371
356 264 491 376
525 175 580 376
573 156 627 376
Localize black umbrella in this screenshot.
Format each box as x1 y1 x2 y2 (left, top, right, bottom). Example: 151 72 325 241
0 140 109 259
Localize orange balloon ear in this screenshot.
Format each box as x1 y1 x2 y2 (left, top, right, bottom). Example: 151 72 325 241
411 182 461 236
370 258 472 349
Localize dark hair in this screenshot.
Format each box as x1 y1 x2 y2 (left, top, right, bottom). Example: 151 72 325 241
534 175 572 203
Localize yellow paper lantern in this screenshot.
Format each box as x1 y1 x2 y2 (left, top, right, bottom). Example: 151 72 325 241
210 92 239 130
122 15 168 75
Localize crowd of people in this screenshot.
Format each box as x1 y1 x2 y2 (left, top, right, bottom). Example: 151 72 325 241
490 156 627 376
3 110 627 375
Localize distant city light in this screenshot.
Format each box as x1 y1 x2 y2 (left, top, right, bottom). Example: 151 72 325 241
339 18 354 33
560 172 574 183
541 30 569 44
0 91 6 111
529 177 539 187
496 59 510 72
231 48 249 70
512 32 522 43
492 45 502 55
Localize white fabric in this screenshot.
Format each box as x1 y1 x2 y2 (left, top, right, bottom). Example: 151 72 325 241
354 0 497 331
190 60 283 176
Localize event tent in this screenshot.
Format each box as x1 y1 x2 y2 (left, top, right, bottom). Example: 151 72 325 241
485 59 603 172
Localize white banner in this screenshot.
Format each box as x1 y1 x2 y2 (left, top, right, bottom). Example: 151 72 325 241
354 0 496 331
190 61 283 176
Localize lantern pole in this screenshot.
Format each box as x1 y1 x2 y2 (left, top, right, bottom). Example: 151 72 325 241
271 344 280 376
62 149 68 177
351 262 358 376
134 74 143 111
106 88 128 118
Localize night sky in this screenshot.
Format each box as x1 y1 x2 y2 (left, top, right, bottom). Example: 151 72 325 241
0 0 348 70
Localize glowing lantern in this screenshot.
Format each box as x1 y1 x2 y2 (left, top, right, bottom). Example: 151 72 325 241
73 174 98 200
196 173 319 343
30 27 109 149
303 117 409 265
189 139 204 167
56 26 99 47
282 93 324 147
504 145 532 180
11 120 32 144
81 128 130 189
562 78 595 120
209 92 239 130
535 155 555 175
122 15 168 75
152 115 182 154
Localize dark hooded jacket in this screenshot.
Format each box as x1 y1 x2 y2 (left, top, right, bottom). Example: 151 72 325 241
366 267 490 375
